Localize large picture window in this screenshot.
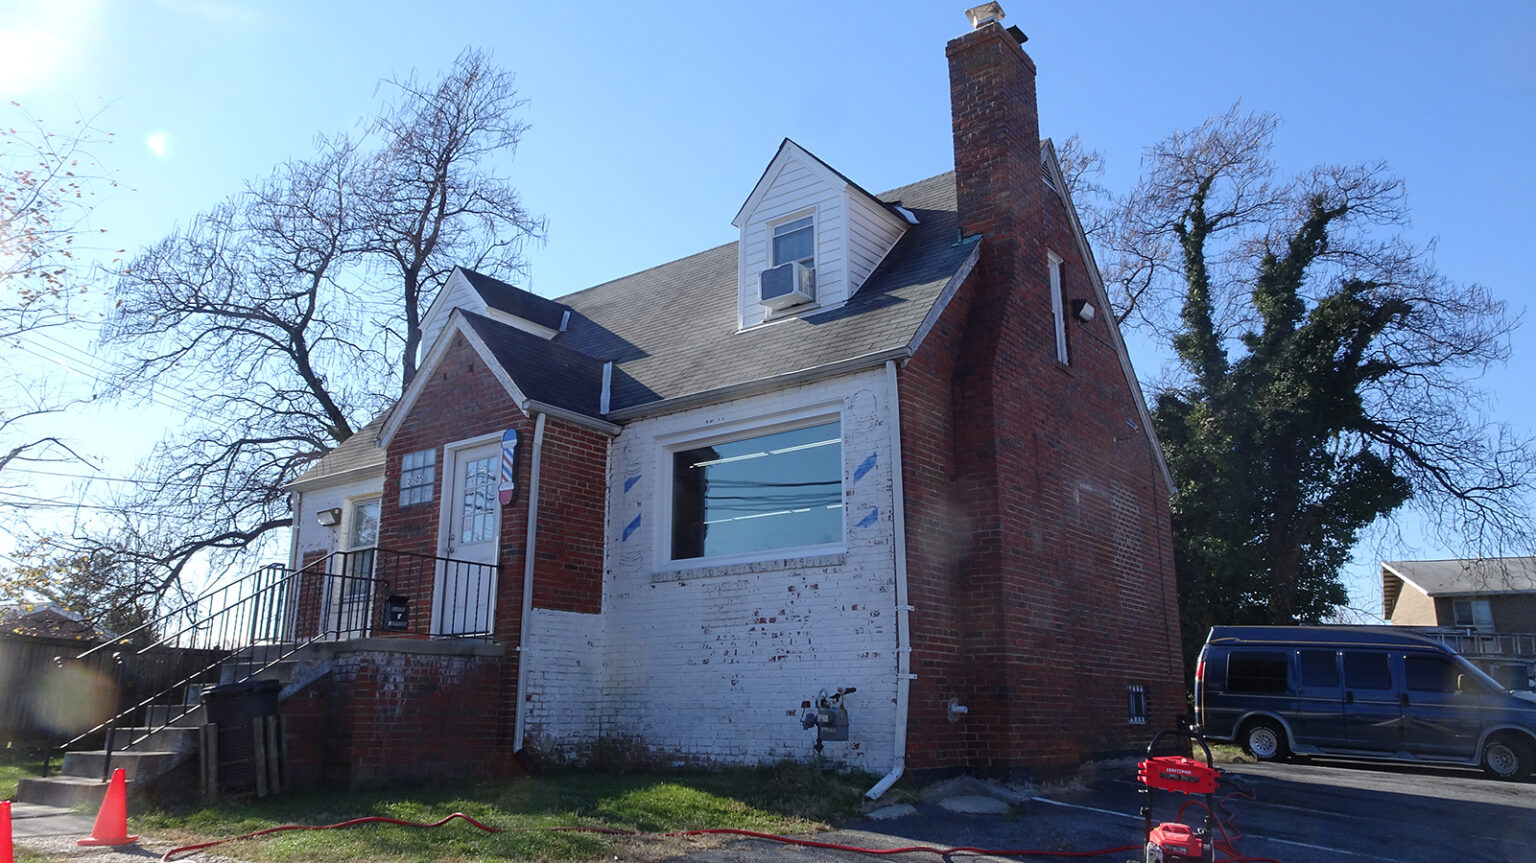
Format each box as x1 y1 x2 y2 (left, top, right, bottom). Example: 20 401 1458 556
671 420 843 561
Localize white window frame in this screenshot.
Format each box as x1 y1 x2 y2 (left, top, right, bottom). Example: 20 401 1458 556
770 212 816 271
399 447 436 507
1048 250 1068 364
655 405 846 573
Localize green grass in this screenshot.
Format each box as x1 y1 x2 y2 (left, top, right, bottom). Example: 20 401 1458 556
0 745 46 800
134 762 874 863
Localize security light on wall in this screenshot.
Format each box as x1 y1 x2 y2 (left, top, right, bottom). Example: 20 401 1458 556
1071 299 1096 323
316 508 342 527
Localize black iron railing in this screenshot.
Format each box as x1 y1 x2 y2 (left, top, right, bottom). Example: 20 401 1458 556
46 547 499 777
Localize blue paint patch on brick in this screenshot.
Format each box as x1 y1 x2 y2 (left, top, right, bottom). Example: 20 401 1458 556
624 474 641 494
623 514 642 541
856 508 879 528
853 452 878 484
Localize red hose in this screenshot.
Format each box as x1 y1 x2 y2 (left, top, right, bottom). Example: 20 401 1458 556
159 813 1142 861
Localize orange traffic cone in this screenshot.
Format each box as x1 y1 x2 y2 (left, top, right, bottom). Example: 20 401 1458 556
2 799 13 863
77 768 138 847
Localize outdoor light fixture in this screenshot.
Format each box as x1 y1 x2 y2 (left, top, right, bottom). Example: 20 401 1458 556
1071 299 1096 323
316 507 342 527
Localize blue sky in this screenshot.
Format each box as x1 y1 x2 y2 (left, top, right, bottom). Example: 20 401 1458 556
4 0 1534 611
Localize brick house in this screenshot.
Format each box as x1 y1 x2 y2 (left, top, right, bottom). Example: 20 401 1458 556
281 4 1184 790
1383 557 1536 688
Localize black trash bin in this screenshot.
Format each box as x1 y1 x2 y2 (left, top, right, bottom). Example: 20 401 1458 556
202 679 280 795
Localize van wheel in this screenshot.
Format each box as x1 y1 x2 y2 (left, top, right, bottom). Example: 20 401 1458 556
1481 736 1533 780
1241 719 1289 762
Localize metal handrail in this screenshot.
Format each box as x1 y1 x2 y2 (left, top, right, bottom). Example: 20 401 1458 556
47 548 499 777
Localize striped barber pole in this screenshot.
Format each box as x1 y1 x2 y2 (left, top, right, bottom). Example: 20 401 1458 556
498 428 520 506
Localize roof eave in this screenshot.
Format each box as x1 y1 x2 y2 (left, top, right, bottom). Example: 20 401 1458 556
606 346 913 423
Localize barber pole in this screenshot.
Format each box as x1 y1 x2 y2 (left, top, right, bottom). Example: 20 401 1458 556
499 428 520 506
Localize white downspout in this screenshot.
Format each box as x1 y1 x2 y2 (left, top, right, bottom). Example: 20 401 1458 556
513 411 548 751
867 359 913 799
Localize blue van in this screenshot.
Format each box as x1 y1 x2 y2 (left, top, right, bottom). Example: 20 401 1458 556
1195 626 1536 779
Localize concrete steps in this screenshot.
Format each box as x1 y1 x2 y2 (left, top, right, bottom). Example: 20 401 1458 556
17 643 318 807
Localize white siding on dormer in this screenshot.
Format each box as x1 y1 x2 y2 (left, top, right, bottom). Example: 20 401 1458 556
845 192 907 292
734 142 908 330
418 272 488 364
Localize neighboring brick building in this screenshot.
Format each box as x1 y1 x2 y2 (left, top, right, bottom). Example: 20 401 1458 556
284 4 1183 789
1383 557 1536 689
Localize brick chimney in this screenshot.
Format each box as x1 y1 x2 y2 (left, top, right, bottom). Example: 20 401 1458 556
948 3 1040 245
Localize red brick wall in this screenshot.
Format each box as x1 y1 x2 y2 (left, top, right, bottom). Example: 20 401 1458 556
281 648 507 789
899 257 975 770
529 419 606 615
374 331 607 769
911 21 1185 780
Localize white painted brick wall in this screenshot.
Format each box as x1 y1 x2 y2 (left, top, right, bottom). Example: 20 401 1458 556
525 368 901 771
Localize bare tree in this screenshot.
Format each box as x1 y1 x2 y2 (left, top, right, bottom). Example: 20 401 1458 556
76 49 544 592
1090 107 1534 664
363 48 546 389
0 103 118 513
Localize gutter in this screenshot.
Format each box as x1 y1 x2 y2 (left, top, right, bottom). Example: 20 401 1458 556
513 411 548 752
867 359 913 800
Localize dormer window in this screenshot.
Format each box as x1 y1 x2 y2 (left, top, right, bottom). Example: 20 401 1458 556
772 215 815 271
734 140 910 328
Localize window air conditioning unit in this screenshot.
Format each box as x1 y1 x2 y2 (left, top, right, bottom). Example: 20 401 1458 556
758 261 816 311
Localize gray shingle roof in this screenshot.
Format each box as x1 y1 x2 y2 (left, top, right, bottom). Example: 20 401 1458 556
287 410 388 490
289 171 975 489
1383 557 1536 596
461 311 606 416
552 170 971 414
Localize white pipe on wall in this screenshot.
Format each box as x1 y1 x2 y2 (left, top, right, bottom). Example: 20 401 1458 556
513 411 548 750
867 359 913 800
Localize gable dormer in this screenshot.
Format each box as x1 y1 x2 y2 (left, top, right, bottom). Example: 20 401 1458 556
418 266 571 362
732 140 913 329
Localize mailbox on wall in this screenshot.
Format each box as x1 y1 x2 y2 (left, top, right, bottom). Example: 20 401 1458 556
384 595 409 631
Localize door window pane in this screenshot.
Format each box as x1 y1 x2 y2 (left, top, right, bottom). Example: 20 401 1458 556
1298 649 1340 688
460 455 498 544
671 420 842 560
1405 655 1459 693
1342 652 1392 691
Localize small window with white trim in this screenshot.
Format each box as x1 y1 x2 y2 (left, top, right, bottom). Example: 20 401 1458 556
399 448 436 507
772 215 815 271
669 418 843 562
1048 250 1068 364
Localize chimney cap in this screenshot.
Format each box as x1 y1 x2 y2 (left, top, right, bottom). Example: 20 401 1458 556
965 2 1006 30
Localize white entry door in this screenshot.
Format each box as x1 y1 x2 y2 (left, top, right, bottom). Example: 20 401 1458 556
435 442 500 636
325 496 379 638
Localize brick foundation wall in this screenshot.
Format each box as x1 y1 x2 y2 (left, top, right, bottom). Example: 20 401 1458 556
280 645 506 789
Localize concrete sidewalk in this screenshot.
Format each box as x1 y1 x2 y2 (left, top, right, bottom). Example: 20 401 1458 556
5 800 216 863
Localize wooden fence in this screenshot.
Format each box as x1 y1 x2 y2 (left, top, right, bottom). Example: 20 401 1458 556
0 634 221 747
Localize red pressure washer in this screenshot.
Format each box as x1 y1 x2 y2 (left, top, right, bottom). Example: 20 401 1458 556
1134 726 1221 863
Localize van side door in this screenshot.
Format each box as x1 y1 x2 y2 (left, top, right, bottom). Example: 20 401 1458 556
1292 648 1347 748
1341 650 1401 752
1400 652 1483 759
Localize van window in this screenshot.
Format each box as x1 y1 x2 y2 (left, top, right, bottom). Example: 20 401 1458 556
1342 651 1392 690
1404 655 1459 693
1298 649 1340 688
1228 651 1288 694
